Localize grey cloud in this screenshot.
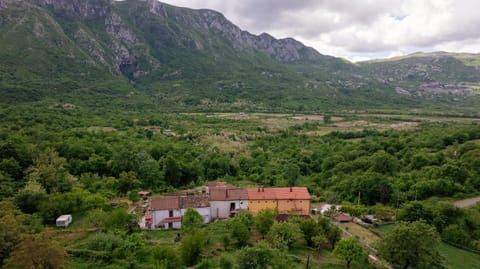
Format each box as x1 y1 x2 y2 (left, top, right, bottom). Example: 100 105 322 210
161 0 480 59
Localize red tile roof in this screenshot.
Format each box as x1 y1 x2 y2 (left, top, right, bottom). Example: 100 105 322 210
150 195 210 210
150 196 180 211
181 196 210 208
209 187 248 201
246 187 311 200
333 213 353 222
138 191 151 196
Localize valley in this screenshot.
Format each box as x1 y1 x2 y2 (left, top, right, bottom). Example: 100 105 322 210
1 0 480 268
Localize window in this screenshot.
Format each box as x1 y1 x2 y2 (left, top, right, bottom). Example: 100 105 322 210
169 210 173 217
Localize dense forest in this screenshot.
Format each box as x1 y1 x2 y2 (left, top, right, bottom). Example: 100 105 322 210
1 104 480 268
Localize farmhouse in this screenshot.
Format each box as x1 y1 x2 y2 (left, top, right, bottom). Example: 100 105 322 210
144 184 312 229
147 195 210 229
209 183 248 219
246 187 311 216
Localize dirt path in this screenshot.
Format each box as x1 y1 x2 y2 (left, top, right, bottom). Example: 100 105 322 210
454 196 480 208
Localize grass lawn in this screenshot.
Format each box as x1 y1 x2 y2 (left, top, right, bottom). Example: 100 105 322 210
338 222 380 246
439 243 480 269
374 224 480 269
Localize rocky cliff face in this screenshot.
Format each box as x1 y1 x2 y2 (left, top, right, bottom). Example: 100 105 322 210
152 1 325 62
32 0 110 19
3 0 329 79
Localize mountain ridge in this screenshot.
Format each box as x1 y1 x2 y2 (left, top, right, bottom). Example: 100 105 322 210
0 0 479 112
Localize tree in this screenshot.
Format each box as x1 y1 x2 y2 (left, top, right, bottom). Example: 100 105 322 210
299 218 319 247
237 242 274 269
14 179 47 214
442 224 471 246
117 171 141 195
105 208 138 232
398 201 433 223
219 255 233 269
230 218 250 246
333 238 366 268
234 210 254 228
181 230 207 266
26 148 72 193
0 171 15 199
377 221 445 269
256 209 275 239
267 221 301 249
182 208 203 232
314 218 342 250
3 233 68 269
163 155 182 187
0 200 31 265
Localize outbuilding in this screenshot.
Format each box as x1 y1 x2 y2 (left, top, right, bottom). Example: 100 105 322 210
332 212 353 223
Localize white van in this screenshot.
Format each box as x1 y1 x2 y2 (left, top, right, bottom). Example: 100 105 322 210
56 214 72 227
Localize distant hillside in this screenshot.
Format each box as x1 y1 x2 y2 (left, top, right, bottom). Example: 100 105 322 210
0 0 479 112
358 52 480 99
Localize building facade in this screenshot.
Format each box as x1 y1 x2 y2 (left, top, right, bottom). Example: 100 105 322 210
246 187 311 216
209 184 248 219
148 195 210 229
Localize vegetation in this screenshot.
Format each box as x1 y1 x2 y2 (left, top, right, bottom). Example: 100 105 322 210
377 221 445 269
333 238 366 268
1 104 480 268
1 2 480 268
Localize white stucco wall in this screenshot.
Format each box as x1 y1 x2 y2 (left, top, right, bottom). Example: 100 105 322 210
181 207 211 224
210 200 248 219
151 208 182 229
151 207 211 229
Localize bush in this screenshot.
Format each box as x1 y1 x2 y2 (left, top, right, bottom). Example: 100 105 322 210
219 255 233 269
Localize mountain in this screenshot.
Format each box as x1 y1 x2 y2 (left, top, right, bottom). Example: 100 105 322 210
358 52 480 97
0 0 479 112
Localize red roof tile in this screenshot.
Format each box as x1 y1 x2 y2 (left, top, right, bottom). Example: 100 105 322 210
246 187 311 200
150 196 180 210
151 195 210 210
209 187 248 201
181 196 210 208
333 213 353 222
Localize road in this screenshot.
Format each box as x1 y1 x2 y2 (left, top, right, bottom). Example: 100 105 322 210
454 196 480 208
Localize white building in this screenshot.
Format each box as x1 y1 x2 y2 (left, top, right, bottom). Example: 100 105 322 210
147 195 210 229
209 184 248 219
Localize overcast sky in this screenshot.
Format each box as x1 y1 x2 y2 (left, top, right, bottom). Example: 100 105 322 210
160 0 479 62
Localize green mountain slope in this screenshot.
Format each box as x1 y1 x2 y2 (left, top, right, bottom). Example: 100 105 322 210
0 0 479 112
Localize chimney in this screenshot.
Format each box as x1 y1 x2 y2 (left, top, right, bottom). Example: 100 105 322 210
290 186 292 192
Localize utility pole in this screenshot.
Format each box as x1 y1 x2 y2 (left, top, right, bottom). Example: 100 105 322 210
357 191 361 206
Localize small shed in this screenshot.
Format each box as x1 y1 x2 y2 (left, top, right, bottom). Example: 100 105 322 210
332 213 353 223
56 214 72 227
138 191 151 198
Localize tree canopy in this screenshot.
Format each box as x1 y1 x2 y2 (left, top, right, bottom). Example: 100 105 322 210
377 221 445 269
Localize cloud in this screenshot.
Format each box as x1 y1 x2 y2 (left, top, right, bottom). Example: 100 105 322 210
160 0 480 60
